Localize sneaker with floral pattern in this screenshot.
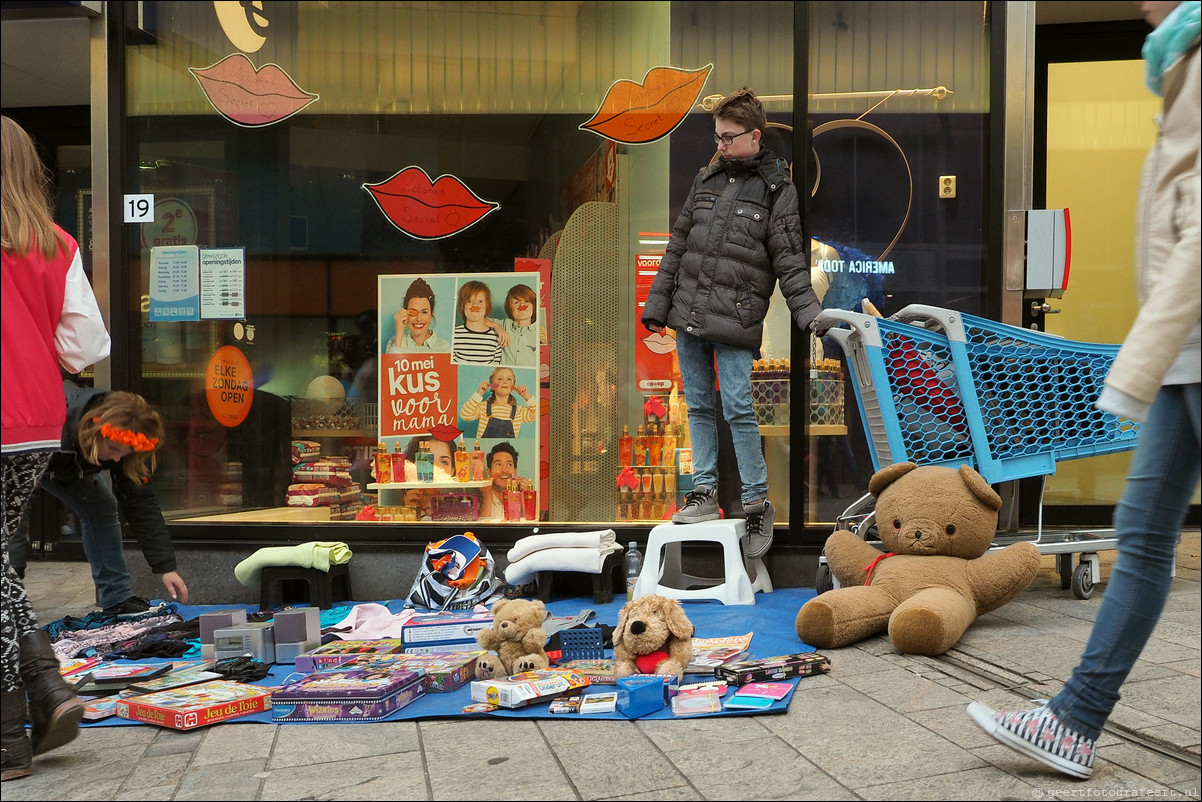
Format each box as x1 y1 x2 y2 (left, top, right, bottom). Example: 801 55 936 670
967 701 1094 778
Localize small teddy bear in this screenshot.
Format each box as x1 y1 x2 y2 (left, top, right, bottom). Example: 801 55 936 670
613 594 694 680
796 462 1041 656
474 598 550 680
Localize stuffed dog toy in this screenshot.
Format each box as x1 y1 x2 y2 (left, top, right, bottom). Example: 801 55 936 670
613 594 694 680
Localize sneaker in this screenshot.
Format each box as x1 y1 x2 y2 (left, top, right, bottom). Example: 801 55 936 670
101 596 156 618
967 702 1095 779
742 499 775 559
672 487 719 524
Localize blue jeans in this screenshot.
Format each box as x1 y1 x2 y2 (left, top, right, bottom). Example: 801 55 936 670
674 330 768 505
41 472 134 610
1050 382 1201 740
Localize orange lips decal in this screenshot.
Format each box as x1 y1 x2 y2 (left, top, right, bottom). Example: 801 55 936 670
363 166 500 240
190 54 319 128
580 64 713 144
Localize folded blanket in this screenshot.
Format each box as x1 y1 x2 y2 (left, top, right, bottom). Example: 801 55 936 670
504 543 622 586
234 541 353 588
507 529 616 563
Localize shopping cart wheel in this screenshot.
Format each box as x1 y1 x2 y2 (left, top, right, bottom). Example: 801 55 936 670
1071 562 1094 600
1057 554 1073 590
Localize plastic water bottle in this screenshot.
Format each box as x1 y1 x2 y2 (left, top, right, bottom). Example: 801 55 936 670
624 541 643 601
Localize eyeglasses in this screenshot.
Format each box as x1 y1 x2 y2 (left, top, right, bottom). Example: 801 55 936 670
713 130 753 147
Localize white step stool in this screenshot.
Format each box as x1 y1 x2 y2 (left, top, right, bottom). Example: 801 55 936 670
633 519 773 605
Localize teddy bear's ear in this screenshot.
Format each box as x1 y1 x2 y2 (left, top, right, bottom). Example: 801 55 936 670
868 462 918 497
490 598 509 616
662 599 694 640
958 464 1002 511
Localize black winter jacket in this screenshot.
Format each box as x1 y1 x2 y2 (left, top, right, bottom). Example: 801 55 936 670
640 148 820 349
46 382 177 574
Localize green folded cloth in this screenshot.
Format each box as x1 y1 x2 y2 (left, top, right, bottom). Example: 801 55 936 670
234 541 353 587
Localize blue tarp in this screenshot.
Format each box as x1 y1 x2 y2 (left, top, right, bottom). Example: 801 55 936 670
78 587 818 725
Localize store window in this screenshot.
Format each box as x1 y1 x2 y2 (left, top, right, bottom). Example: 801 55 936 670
803 1 993 524
123 2 998 534
125 1 806 531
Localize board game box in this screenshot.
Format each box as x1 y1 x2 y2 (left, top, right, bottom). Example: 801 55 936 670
400 615 493 652
271 668 425 722
128 669 224 694
293 640 406 673
469 669 590 709
713 652 831 686
331 650 483 692
554 658 616 684
115 681 273 730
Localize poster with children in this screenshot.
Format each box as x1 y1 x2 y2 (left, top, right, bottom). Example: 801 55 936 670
378 271 542 522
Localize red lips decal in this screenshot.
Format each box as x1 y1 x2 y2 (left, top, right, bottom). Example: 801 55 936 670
580 64 713 144
190 53 319 128
430 423 463 442
363 166 501 240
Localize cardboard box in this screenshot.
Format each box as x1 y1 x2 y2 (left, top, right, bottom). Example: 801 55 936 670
469 669 590 709
293 640 406 673
271 668 425 722
116 681 273 730
714 652 831 686
400 616 493 651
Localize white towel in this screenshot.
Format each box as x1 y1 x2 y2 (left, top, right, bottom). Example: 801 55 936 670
504 544 623 586
507 529 617 562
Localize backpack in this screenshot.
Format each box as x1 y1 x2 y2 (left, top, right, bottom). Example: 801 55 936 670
404 531 504 612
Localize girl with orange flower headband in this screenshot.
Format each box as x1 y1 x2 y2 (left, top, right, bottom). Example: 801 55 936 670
10 384 190 622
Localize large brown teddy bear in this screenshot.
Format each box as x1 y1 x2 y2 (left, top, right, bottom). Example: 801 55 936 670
474 598 551 679
796 462 1040 656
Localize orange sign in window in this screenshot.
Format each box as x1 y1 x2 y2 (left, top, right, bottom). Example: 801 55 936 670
206 345 254 427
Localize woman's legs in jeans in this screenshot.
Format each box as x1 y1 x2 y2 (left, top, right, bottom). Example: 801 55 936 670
2 452 52 692
1049 383 1201 739
40 473 134 610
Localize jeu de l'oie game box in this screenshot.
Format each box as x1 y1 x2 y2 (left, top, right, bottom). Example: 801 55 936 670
115 680 273 730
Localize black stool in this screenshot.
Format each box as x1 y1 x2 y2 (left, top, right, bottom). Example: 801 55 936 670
259 564 353 611
536 549 622 604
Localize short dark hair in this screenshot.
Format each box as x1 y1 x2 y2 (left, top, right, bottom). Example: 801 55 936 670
486 441 518 469
712 87 766 135
403 278 436 315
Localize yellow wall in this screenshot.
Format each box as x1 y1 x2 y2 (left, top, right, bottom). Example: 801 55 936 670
1044 59 1152 505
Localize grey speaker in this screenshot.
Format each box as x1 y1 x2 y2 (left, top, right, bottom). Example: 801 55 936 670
272 607 321 664
273 607 321 643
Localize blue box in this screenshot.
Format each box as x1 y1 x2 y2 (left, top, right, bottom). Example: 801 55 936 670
616 675 668 718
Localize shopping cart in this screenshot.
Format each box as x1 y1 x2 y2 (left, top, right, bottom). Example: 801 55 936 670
814 304 1140 599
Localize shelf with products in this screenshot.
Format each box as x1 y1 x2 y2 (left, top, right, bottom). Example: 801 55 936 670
759 424 848 437
292 429 371 439
367 480 491 490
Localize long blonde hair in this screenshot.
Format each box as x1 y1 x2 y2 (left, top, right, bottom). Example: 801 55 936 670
1 115 65 259
78 392 165 482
